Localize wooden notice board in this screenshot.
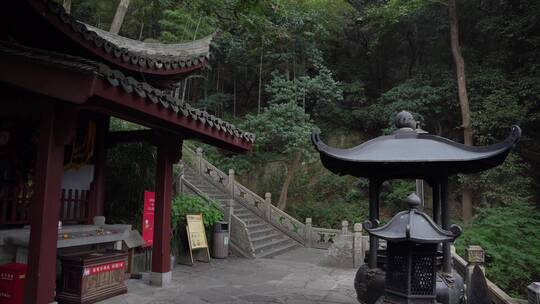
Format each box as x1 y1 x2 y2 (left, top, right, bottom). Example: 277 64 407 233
185 213 210 265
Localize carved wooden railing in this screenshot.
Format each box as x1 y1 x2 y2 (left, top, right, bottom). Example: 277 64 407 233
0 188 32 225
59 189 90 224
0 187 89 225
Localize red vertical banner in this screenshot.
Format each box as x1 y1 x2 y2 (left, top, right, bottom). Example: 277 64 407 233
142 191 155 247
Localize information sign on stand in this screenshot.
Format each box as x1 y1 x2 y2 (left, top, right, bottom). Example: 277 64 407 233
185 214 210 265
142 191 155 247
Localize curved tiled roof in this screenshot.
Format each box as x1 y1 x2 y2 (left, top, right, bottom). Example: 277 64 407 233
0 41 255 148
312 125 520 179
29 0 211 75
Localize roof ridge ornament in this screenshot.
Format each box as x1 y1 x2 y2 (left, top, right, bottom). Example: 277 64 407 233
404 192 421 209
394 110 417 129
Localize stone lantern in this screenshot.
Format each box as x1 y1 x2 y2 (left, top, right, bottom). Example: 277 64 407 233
363 193 462 304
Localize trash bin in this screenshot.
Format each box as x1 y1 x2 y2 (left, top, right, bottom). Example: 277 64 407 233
212 221 229 258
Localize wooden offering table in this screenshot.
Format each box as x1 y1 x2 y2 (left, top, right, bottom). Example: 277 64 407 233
57 250 127 304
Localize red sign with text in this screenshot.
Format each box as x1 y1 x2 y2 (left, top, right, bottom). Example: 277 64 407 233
142 191 155 247
83 261 125 277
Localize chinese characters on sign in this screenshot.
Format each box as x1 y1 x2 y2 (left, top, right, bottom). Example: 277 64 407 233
186 214 207 249
83 261 125 277
184 213 210 265
142 191 155 246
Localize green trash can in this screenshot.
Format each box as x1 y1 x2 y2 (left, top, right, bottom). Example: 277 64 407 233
212 222 229 258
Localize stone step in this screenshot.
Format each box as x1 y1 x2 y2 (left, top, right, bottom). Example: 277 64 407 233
256 241 300 258
254 238 296 256
243 218 263 226
250 232 284 247
247 222 270 231
183 162 301 260
233 209 251 216
190 184 219 191
236 214 260 222
249 227 275 238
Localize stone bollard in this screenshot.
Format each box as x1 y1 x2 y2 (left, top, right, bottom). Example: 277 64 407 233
305 218 313 248
196 147 203 174
228 169 235 198
264 192 272 221
465 245 485 299
528 282 540 304
353 223 364 268
342 220 349 235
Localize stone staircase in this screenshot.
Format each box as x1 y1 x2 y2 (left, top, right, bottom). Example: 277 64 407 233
182 165 301 258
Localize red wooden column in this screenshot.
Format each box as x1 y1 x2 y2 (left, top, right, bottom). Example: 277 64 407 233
88 115 110 222
25 106 71 304
150 134 182 286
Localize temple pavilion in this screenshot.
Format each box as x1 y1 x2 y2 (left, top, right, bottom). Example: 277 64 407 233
0 1 254 303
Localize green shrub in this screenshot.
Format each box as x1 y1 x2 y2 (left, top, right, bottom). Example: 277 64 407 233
171 193 223 229
454 200 540 298
105 118 155 229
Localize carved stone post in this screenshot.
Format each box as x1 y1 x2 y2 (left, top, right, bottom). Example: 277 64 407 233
465 245 485 299
224 198 233 236
528 282 540 304
264 192 272 221
341 220 349 235
228 169 235 198
353 223 364 267
305 218 313 248
177 163 184 194
196 147 203 174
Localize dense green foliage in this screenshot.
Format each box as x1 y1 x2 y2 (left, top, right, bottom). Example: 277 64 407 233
68 0 540 296
455 201 540 297
105 118 155 229
171 194 223 229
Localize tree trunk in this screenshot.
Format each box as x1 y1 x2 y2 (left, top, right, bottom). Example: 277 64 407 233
63 0 71 14
193 16 202 41
449 0 473 222
110 0 130 35
277 152 302 210
257 41 264 115
233 75 237 118
138 21 144 40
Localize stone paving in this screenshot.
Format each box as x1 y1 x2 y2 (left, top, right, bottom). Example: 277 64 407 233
99 248 358 304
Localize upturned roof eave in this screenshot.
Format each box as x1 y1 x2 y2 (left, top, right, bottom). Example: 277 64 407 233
25 0 212 76
311 126 520 177
364 210 459 244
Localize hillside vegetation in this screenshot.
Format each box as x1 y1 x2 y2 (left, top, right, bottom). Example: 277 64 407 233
71 0 540 297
